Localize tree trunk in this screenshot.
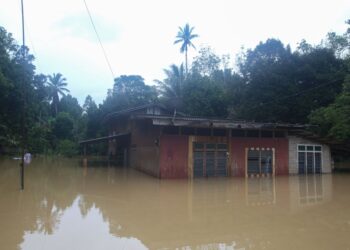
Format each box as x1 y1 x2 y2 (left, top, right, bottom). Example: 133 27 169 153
185 47 188 76
53 92 59 117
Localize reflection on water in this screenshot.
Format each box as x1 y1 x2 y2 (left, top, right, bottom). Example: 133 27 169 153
21 197 147 250
245 177 276 206
0 157 350 250
287 175 333 214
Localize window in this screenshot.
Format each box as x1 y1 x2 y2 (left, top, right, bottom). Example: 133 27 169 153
206 143 215 151
247 148 273 176
247 150 260 174
194 142 204 150
193 143 228 177
298 144 322 174
217 143 227 150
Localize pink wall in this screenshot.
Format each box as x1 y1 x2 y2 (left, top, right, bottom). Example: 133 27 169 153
159 135 189 178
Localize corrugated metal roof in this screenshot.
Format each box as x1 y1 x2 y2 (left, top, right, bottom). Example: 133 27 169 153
103 103 170 123
133 114 308 130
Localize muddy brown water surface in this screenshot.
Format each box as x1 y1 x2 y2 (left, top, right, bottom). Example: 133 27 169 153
0 157 350 250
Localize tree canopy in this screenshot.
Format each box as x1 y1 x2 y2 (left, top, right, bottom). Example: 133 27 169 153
1 19 350 155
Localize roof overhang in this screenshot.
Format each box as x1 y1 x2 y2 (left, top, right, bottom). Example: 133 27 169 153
79 132 130 145
133 115 308 130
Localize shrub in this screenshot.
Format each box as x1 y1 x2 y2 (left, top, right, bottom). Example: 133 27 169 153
56 139 78 157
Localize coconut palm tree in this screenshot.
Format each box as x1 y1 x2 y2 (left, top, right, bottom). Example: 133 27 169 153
155 64 185 98
174 23 198 75
47 73 69 116
155 64 185 110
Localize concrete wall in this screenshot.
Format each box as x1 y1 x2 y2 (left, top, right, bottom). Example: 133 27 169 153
130 120 161 177
288 136 331 174
130 146 160 177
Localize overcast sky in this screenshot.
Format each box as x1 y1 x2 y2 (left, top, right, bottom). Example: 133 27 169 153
0 0 349 104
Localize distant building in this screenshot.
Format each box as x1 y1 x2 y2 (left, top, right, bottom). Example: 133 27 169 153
81 104 332 178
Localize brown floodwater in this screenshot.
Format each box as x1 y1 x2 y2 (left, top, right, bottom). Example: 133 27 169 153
0 157 350 250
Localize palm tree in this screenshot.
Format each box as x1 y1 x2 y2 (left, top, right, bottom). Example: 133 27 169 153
47 73 69 116
155 64 185 110
174 23 199 75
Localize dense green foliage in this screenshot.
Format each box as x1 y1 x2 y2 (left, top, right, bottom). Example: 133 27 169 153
0 27 83 156
309 68 350 142
0 20 349 156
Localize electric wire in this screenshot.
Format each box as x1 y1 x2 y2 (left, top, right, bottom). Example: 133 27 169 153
83 0 115 79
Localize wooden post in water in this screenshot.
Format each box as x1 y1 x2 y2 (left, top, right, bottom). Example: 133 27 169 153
83 144 88 169
83 143 88 177
20 0 26 190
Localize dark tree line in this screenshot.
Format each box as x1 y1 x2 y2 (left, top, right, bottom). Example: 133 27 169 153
0 26 83 155
0 20 349 156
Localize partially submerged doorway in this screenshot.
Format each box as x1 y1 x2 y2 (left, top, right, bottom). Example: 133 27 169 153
297 145 322 174
193 142 228 177
246 147 275 177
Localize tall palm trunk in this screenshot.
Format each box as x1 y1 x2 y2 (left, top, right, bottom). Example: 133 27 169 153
185 47 188 75
53 92 59 117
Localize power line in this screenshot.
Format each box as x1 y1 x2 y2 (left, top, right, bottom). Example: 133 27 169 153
83 0 115 79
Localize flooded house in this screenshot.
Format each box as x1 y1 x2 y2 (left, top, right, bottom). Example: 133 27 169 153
81 104 332 178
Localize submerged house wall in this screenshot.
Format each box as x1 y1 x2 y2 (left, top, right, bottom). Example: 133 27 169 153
129 120 161 177
104 105 334 178
159 135 189 178
157 133 289 178
230 138 289 177
288 136 331 174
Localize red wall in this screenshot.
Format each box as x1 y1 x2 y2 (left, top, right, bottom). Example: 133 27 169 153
230 138 289 177
159 135 189 178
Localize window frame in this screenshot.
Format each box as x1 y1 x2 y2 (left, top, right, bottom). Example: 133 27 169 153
297 144 323 174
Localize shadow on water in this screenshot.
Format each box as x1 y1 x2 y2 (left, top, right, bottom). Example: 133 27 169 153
0 157 350 249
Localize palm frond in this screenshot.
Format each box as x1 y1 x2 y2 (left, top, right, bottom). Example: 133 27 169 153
57 89 67 96
174 23 198 54
188 41 196 49
59 87 70 92
174 39 183 44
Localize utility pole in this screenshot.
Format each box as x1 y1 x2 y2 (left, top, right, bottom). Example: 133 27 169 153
20 0 26 190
